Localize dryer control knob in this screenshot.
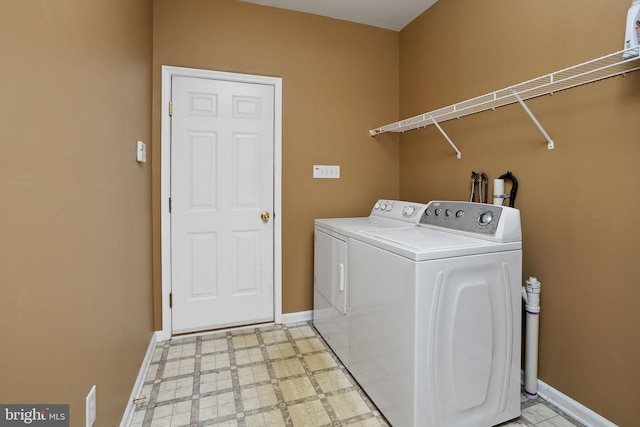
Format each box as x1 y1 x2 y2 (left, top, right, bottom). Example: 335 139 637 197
478 211 493 226
403 206 416 217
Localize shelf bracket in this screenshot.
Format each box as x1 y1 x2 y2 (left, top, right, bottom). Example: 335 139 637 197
430 116 462 158
512 90 555 150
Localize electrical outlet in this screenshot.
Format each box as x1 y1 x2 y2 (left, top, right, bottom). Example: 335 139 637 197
313 165 340 179
86 385 96 427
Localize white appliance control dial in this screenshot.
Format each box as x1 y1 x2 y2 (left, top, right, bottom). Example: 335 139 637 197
374 202 381 210
402 206 416 217
385 203 393 212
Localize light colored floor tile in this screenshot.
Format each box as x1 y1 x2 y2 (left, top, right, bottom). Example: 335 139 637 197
213 420 238 427
537 415 579 427
237 364 270 385
304 351 337 371
287 399 331 426
315 369 352 393
198 392 236 420
234 347 264 366
344 416 389 426
232 333 259 349
201 352 231 371
522 403 561 423
271 357 305 378
151 347 164 363
200 370 233 394
296 337 326 354
261 329 288 345
201 334 229 354
288 324 317 339
169 410 190 426
266 342 296 359
241 383 279 410
144 363 158 381
171 400 192 415
280 376 316 402
151 403 173 419
167 342 196 359
148 416 171 427
328 390 370 420
245 408 285 426
201 336 229 353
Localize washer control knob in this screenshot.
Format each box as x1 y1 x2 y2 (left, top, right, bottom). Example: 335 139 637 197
385 203 393 212
403 206 416 217
374 202 381 210
478 211 494 226
455 210 464 218
425 209 432 217
435 208 442 216
445 209 452 217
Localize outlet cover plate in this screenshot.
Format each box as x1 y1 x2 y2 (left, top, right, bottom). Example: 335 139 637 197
86 385 96 427
313 165 340 179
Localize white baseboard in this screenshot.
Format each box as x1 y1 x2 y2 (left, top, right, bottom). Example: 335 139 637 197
522 374 617 427
119 333 158 427
281 310 313 324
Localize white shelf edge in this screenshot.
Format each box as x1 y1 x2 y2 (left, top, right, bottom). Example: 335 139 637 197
370 47 640 155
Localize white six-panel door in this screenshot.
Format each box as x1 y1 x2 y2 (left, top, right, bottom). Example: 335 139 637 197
170 75 275 333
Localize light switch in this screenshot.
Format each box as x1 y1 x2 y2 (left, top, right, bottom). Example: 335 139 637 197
313 165 340 179
136 141 147 163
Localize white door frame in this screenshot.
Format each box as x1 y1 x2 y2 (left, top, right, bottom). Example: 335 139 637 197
159 66 282 340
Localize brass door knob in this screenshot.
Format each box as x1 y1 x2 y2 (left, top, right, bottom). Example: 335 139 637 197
261 211 270 223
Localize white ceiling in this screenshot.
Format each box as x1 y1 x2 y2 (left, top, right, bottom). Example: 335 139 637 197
240 0 438 31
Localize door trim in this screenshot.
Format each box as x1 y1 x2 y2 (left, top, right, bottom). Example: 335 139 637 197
159 66 282 340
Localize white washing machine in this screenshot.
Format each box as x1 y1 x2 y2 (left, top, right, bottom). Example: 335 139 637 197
348 201 522 427
313 200 427 366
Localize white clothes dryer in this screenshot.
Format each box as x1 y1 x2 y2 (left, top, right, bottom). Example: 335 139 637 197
348 201 522 427
313 200 427 366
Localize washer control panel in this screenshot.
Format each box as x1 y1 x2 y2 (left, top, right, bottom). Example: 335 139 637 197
420 201 504 236
370 200 427 223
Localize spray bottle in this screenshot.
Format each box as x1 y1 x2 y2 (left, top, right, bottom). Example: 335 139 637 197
623 0 640 59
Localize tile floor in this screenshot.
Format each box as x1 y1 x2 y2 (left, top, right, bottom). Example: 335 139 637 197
129 322 582 427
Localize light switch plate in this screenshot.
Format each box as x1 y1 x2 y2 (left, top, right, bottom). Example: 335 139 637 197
313 165 340 179
136 141 147 163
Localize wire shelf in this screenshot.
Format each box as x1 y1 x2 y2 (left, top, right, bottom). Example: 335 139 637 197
370 48 640 140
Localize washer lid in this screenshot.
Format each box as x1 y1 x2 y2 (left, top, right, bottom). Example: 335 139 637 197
354 227 522 261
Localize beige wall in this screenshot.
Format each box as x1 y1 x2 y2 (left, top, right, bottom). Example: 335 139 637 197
399 0 640 425
152 0 400 324
4 0 635 425
0 1 154 426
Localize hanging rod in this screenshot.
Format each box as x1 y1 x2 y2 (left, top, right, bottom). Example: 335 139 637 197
370 48 640 155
